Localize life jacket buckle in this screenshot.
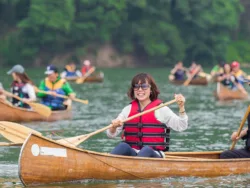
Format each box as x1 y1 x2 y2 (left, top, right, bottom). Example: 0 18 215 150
137 123 143 128
137 132 143 137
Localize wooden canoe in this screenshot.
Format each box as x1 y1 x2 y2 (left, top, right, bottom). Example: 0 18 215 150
169 77 208 86
65 72 104 83
214 83 249 101
0 100 72 122
19 133 250 186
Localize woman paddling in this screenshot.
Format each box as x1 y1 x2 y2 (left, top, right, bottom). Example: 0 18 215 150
107 73 188 158
217 63 247 94
6 65 36 108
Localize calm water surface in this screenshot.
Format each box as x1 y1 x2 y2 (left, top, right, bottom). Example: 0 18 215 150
0 67 250 187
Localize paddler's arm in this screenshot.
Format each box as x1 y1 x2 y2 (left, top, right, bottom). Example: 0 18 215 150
36 80 47 98
107 105 130 138
62 82 76 99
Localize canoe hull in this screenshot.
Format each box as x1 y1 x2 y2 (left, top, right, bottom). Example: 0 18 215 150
19 134 250 186
0 100 72 122
214 83 248 101
169 77 208 86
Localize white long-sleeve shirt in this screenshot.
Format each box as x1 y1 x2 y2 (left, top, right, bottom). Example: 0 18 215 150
107 104 188 138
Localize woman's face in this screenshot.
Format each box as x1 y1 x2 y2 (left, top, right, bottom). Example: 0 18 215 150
12 73 18 81
224 64 231 73
133 80 151 102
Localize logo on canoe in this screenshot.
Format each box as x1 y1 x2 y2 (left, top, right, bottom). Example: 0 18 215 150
31 144 67 157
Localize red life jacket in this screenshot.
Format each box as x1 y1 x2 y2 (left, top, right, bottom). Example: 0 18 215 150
123 99 170 151
81 65 92 74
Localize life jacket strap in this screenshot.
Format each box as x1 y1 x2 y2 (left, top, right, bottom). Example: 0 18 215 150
123 123 167 128
124 132 170 138
125 141 169 147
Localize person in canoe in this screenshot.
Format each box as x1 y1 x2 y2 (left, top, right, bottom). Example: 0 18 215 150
81 60 94 75
187 61 202 79
37 65 76 111
169 61 187 81
220 116 250 159
60 62 82 79
210 62 225 80
231 61 247 86
107 73 188 158
217 64 247 94
4 65 36 108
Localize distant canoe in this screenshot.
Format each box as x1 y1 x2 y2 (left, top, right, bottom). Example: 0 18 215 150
169 77 208 86
65 72 104 83
18 133 250 186
0 100 72 122
214 83 248 101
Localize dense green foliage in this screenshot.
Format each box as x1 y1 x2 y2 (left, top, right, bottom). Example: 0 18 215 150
0 0 248 66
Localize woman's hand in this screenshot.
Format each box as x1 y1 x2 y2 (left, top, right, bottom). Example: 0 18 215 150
111 119 123 128
231 129 247 141
174 94 185 108
231 131 240 141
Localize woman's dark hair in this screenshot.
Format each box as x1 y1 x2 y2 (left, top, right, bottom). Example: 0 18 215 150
14 72 33 85
127 73 160 101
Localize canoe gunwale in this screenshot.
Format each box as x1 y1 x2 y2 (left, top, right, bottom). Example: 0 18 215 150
19 133 250 162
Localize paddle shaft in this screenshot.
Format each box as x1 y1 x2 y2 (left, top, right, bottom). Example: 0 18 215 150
61 99 177 146
230 105 250 150
36 89 88 104
2 90 31 105
183 65 201 86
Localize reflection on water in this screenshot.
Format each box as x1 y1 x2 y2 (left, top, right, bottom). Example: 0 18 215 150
0 67 250 187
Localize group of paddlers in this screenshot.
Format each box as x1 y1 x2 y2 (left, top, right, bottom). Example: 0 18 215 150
170 60 249 93
0 60 94 111
169 61 207 81
60 59 94 79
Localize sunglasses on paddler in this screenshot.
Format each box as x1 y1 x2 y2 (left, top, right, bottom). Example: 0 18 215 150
133 83 151 90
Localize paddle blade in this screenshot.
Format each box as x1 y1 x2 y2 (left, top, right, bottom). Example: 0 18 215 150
75 78 84 84
73 98 88 105
0 121 42 143
28 102 51 117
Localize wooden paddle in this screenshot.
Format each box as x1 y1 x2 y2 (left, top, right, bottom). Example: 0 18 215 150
183 65 201 86
230 105 250 150
35 88 88 105
0 142 22 146
0 121 42 143
0 99 176 147
2 90 51 117
57 99 177 147
76 67 96 84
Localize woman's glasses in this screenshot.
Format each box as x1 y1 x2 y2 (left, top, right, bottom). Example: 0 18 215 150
133 83 151 90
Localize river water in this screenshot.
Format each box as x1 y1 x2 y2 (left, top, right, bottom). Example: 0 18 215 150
0 67 250 187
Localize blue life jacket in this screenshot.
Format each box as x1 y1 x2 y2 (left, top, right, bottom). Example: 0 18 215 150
41 78 66 109
65 71 77 77
174 69 185 80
